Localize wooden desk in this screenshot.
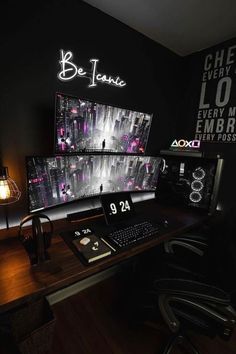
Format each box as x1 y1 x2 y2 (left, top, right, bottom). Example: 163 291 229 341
0 200 208 314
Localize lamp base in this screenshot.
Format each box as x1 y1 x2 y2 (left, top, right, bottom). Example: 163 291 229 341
4 205 9 229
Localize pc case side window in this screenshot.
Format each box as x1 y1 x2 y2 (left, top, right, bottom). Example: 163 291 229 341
156 155 223 213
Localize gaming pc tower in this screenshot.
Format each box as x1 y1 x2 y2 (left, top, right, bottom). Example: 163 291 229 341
155 150 223 215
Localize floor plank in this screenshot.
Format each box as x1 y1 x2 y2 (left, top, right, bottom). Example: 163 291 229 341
51 273 236 354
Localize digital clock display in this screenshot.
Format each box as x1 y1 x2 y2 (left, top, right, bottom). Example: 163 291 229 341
100 192 135 225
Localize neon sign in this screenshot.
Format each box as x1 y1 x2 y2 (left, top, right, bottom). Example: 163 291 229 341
57 49 127 88
170 139 201 149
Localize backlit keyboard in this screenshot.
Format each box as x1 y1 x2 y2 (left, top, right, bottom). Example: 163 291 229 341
107 221 160 249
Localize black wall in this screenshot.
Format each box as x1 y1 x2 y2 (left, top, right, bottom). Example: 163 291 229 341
179 37 236 210
0 0 183 225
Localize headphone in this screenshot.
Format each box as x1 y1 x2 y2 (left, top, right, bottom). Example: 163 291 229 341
19 214 54 265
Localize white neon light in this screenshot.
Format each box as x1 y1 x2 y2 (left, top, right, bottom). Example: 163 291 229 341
57 49 127 88
89 59 99 87
171 139 201 149
57 50 87 81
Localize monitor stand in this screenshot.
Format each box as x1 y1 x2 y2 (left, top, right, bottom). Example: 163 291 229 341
67 207 104 222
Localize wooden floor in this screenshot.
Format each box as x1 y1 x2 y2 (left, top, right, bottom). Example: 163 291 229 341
50 273 236 354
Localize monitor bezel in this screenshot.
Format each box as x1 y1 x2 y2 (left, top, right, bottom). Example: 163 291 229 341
53 92 153 155
26 153 161 214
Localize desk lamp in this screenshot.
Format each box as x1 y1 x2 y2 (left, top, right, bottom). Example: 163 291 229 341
0 166 21 229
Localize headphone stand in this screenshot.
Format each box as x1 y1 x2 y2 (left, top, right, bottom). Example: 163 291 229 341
31 259 62 274
19 213 62 273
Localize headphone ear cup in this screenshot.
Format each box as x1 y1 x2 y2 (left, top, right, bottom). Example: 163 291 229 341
18 229 37 266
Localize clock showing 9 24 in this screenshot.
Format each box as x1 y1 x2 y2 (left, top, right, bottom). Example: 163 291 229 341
100 192 135 225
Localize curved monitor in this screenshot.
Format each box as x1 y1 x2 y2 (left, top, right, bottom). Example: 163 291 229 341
27 154 161 213
55 93 153 154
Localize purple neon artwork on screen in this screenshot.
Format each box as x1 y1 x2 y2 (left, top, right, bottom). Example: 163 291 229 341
27 155 160 212
55 93 153 154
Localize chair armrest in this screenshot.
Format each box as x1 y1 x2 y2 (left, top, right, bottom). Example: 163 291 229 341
164 231 208 254
178 233 208 242
164 240 206 256
154 278 230 305
158 294 235 333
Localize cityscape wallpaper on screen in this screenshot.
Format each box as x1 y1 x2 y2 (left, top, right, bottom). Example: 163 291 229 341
55 93 153 154
27 155 161 212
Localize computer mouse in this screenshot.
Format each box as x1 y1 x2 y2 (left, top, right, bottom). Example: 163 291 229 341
163 220 169 227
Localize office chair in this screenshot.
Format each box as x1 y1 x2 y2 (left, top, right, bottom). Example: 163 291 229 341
133 208 236 354
162 231 210 284
163 208 236 292
155 278 236 353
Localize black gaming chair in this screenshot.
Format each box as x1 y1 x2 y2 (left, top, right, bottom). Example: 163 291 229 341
162 231 210 284
134 208 236 354
155 278 236 353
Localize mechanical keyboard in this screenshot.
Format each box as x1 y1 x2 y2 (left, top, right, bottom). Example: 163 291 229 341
107 220 160 249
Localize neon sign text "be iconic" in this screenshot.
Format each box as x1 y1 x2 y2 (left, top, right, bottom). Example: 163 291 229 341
171 139 201 149
57 49 127 88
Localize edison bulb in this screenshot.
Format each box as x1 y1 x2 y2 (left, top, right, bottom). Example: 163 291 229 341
0 180 11 200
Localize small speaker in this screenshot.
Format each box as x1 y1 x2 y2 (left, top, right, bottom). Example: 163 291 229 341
155 153 223 214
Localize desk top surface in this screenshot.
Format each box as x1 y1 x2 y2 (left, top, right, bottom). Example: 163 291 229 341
0 200 208 313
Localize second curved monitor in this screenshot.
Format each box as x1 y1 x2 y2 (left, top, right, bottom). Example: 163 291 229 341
55 93 153 154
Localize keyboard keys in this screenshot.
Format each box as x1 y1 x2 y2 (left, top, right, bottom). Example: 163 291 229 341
108 221 159 248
